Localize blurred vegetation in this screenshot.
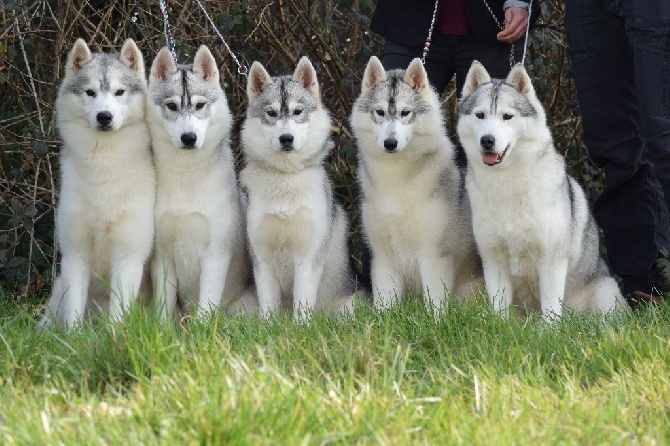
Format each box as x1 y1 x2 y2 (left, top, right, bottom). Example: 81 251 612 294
0 0 591 298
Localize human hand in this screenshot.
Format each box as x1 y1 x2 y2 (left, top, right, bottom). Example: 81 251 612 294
496 6 529 43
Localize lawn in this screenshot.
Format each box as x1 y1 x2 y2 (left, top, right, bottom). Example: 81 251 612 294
1 296 668 444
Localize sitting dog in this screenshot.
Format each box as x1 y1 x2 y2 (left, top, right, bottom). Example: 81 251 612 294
239 57 355 320
457 61 627 320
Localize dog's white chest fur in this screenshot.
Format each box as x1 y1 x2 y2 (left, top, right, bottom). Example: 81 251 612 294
156 211 210 256
58 127 155 273
153 164 232 255
366 185 450 254
244 167 326 257
469 169 565 276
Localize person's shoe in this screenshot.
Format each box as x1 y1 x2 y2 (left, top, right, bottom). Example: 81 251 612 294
625 289 664 310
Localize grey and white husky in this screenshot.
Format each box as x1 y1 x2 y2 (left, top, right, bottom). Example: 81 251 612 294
457 61 627 320
351 56 482 312
41 39 155 329
239 57 355 320
147 46 255 319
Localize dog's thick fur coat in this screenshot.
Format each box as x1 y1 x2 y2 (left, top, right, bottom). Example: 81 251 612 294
351 56 482 311
41 39 155 329
148 46 255 318
457 61 626 319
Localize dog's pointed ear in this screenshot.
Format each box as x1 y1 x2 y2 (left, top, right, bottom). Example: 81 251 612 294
362 56 386 94
506 63 535 99
149 47 177 90
65 39 93 78
247 61 273 101
119 38 145 80
461 61 491 98
403 58 430 98
193 45 219 84
293 56 320 100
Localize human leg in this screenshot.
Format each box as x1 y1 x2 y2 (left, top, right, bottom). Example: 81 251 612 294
453 35 516 96
622 1 670 221
380 34 456 93
565 0 670 295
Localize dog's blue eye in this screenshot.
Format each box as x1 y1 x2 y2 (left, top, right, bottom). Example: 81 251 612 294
195 102 206 111
475 112 485 119
86 90 96 98
115 89 125 97
267 110 277 118
293 109 303 116
400 110 411 117
502 113 514 121
375 110 385 117
166 102 178 111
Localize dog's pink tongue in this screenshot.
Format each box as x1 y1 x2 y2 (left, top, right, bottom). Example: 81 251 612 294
482 153 498 165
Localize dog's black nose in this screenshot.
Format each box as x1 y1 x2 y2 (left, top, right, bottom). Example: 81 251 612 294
384 138 398 152
279 134 294 149
96 111 113 126
480 134 496 151
181 132 197 148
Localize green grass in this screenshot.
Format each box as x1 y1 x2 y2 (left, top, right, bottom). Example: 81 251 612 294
1 296 669 444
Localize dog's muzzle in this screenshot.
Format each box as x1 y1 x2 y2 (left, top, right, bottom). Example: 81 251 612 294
279 134 294 152
383 138 398 153
96 111 113 131
180 132 198 149
480 134 508 166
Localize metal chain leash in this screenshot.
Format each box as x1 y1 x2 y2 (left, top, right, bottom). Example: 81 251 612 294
194 0 248 76
421 0 440 65
128 0 142 39
481 0 502 29
480 0 515 67
423 0 532 69
481 0 534 67
158 0 177 62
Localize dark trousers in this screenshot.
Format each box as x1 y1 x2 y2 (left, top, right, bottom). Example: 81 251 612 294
380 33 521 97
565 0 670 294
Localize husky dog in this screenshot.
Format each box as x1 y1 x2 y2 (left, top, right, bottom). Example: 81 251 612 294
40 39 155 329
457 61 627 320
147 46 255 319
240 57 354 320
351 56 481 312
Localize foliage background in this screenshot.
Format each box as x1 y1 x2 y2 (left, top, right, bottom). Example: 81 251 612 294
0 0 586 297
